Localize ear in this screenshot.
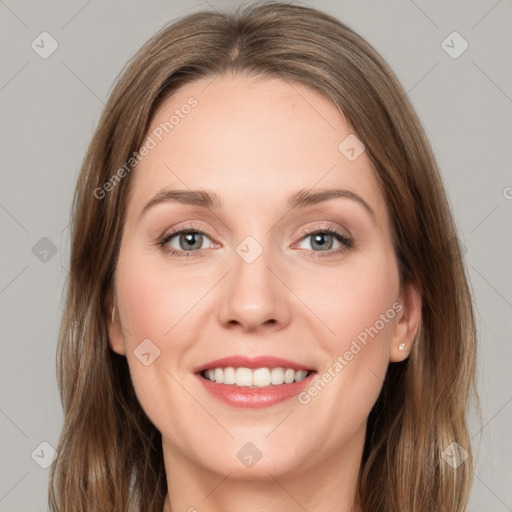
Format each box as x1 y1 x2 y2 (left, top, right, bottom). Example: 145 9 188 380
389 281 422 362
105 289 126 356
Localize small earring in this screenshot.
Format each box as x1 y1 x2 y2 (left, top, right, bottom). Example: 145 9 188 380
398 342 406 351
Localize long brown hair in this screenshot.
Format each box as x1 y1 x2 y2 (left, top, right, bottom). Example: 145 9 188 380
49 2 478 511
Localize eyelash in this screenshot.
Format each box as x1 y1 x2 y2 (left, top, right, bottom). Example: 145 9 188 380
157 223 353 258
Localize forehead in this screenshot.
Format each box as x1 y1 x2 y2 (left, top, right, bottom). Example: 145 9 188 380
127 73 389 226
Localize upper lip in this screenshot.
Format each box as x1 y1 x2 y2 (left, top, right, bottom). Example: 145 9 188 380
193 355 315 373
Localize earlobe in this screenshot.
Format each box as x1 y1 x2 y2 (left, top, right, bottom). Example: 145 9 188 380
106 292 126 356
390 282 422 362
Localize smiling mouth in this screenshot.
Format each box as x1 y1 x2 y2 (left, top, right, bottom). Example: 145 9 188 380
199 367 316 388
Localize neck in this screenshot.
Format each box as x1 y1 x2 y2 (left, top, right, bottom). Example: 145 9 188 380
161 429 365 512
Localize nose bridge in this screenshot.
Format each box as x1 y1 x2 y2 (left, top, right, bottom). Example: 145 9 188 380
232 232 276 305
216 230 290 330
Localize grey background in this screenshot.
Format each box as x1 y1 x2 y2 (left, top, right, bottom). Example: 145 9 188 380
0 0 511 510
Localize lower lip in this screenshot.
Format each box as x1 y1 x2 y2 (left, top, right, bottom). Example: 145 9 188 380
196 372 316 408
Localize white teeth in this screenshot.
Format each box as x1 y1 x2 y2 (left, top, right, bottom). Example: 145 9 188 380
235 367 252 387
252 368 270 387
202 367 310 387
214 368 224 384
223 366 236 385
270 367 284 385
284 368 295 384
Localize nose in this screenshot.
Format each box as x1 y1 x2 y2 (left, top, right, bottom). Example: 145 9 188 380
217 242 292 333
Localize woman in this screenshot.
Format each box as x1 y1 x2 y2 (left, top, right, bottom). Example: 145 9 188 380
48 2 478 511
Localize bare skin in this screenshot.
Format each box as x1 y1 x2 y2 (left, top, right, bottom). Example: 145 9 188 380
107 72 421 512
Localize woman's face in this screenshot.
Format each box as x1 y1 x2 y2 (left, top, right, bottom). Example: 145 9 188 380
108 73 418 481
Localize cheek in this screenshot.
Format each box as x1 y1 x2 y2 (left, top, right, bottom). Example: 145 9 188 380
300 248 400 348
113 247 191 414
299 249 400 421
116 246 192 347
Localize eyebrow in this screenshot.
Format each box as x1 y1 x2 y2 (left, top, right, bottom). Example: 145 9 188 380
140 187 376 223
